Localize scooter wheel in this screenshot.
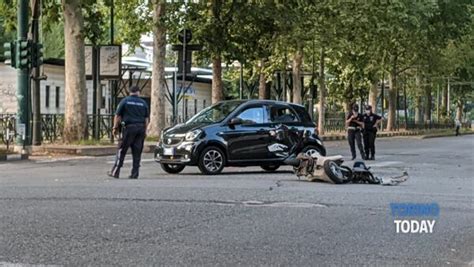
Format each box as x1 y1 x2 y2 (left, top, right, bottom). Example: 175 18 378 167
323 160 350 184
338 165 353 183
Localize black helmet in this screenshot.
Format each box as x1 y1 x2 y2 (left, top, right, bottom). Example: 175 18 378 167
352 104 359 112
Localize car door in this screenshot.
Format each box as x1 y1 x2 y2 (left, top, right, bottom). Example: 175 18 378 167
267 104 302 159
224 105 272 161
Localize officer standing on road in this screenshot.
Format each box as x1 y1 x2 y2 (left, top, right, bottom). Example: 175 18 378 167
346 104 365 160
108 85 150 179
362 105 383 160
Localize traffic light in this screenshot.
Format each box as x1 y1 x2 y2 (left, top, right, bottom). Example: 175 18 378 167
3 41 16 67
17 40 31 69
31 43 44 68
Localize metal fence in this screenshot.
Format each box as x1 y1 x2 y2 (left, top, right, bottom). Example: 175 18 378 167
0 112 467 145
42 114 115 143
0 113 17 149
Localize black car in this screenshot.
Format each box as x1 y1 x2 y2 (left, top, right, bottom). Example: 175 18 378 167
154 100 326 175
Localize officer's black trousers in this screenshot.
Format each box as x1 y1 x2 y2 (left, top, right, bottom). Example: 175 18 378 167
113 124 146 176
347 129 364 159
363 130 376 158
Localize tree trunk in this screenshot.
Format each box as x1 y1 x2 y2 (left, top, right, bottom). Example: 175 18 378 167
414 96 422 125
386 68 397 131
212 54 224 103
258 59 268 99
317 48 326 135
369 80 378 113
62 0 87 143
281 70 287 102
423 84 432 124
455 99 463 122
441 86 447 118
148 1 166 136
292 46 303 104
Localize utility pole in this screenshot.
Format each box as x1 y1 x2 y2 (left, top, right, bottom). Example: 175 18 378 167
380 72 385 131
239 61 243 100
16 0 30 152
447 77 450 117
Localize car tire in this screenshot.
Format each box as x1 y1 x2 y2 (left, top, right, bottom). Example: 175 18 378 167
323 160 348 184
302 145 324 157
161 163 186 174
198 146 226 175
261 165 280 172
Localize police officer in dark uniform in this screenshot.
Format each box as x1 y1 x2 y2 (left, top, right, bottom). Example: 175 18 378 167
346 104 365 160
362 105 383 160
108 85 150 179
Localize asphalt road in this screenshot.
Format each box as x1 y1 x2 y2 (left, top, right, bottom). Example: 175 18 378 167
0 135 473 266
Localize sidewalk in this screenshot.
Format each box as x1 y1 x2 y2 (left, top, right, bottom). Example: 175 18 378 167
28 128 472 157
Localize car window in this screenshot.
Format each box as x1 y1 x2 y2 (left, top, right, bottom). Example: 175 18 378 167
269 106 299 123
291 105 312 123
237 107 265 125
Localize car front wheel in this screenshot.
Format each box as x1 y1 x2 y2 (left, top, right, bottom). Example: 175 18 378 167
261 165 280 172
302 145 323 157
161 163 186 174
198 146 226 175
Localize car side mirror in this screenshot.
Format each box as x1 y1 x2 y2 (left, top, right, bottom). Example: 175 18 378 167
229 117 243 126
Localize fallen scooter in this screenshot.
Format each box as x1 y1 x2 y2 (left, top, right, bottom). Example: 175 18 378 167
278 127 408 185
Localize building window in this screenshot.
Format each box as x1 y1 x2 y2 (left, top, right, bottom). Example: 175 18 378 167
203 99 206 109
55 86 60 108
45 85 50 108
194 99 198 115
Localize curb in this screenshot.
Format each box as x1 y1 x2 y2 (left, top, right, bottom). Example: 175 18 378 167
321 130 423 142
420 131 474 139
33 144 156 156
0 153 29 162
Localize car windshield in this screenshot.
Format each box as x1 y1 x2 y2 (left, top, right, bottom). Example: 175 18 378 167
187 101 244 124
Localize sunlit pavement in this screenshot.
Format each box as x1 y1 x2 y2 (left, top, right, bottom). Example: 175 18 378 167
0 135 472 265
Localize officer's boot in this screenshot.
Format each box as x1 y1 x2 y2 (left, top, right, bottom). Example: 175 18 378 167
107 166 120 178
129 168 139 179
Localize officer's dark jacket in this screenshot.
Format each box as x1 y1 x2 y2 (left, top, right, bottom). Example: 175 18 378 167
363 113 382 131
115 95 150 125
347 112 364 128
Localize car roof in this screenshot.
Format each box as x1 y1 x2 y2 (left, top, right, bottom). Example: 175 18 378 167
219 99 305 108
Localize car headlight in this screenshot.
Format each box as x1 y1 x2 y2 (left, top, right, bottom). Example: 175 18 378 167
185 129 202 141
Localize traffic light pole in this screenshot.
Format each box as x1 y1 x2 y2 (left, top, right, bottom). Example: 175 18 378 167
16 0 31 152
32 0 42 145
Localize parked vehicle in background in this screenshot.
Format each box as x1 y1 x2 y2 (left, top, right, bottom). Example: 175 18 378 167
154 100 326 175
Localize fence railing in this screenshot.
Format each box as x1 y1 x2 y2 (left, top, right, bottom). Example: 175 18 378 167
0 113 17 149
0 113 467 145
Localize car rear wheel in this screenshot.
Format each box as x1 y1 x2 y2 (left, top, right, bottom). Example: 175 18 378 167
198 146 226 175
161 163 186 174
261 165 280 172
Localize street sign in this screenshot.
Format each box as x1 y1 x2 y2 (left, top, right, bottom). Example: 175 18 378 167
17 123 26 140
85 45 93 77
99 45 121 78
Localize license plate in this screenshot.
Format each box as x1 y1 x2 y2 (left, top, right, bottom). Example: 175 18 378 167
163 147 175 156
